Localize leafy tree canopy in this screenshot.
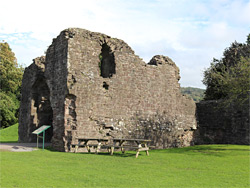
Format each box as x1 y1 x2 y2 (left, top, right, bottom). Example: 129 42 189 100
0 42 23 128
203 34 250 107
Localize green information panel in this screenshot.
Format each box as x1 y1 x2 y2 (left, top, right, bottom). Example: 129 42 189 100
32 125 51 135
32 125 51 150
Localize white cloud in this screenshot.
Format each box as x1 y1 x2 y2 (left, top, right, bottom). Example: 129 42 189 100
0 0 248 88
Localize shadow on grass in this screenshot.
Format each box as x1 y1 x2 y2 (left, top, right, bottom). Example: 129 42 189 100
45 146 142 158
0 141 18 143
44 144 249 158
96 152 137 158
149 145 250 157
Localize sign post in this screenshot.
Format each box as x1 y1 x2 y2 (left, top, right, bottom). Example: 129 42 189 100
32 125 51 150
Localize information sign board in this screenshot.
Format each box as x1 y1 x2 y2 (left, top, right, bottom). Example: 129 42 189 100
32 125 51 150
32 125 51 135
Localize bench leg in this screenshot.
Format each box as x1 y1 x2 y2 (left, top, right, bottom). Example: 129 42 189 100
86 145 91 152
75 145 79 153
111 147 114 155
96 143 101 154
145 144 149 156
136 150 140 158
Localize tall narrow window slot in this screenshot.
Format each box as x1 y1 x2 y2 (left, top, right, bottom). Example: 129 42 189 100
100 43 116 78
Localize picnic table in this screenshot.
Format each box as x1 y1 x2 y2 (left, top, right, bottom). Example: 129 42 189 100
71 137 151 158
72 138 109 153
111 138 151 158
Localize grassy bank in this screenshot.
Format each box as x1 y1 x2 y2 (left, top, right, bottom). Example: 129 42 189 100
0 123 18 142
1 145 249 187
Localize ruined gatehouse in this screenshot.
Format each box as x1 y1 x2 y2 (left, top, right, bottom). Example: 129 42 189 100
18 28 197 151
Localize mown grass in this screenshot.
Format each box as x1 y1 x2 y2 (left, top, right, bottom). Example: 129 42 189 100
0 124 249 187
0 145 249 188
0 123 18 143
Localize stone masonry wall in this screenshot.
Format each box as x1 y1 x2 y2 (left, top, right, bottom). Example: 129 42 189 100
19 28 197 151
19 33 69 151
19 56 47 142
195 100 250 145
65 28 197 150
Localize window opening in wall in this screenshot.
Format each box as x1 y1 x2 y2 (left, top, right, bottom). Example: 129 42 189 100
99 43 116 78
103 82 109 90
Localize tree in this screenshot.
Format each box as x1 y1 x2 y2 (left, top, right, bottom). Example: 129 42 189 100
203 34 250 107
0 42 23 128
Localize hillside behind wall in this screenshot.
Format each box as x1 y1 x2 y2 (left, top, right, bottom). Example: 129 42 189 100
195 100 250 145
19 28 197 151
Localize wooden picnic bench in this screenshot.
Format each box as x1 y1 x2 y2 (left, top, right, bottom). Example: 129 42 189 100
71 137 151 158
71 138 109 153
111 138 151 158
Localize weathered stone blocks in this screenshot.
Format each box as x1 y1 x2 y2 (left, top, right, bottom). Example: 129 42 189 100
195 100 249 145
19 28 197 151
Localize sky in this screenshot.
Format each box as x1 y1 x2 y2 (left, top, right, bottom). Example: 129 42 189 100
0 0 249 89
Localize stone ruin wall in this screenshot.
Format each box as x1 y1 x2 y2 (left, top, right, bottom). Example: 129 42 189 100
19 28 197 151
19 32 69 150
195 100 250 145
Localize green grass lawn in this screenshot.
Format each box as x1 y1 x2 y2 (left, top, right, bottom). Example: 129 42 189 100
0 145 249 187
0 123 18 142
0 125 250 187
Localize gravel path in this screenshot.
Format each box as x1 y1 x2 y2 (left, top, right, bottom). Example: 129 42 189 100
0 143 51 152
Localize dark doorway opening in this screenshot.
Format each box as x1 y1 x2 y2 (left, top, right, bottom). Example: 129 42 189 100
30 76 53 142
100 43 116 78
